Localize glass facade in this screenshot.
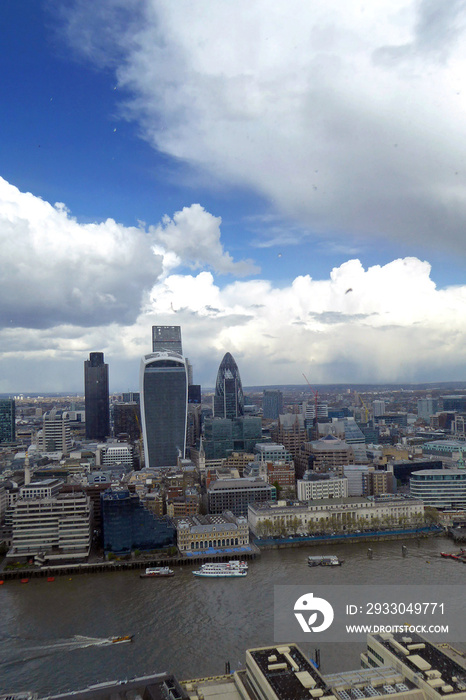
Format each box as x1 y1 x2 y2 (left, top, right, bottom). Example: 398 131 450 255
213 352 244 419
84 352 110 440
101 488 176 553
0 398 15 443
262 390 283 419
140 353 188 467
410 469 466 509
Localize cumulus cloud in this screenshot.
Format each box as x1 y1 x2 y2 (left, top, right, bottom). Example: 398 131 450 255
150 204 259 276
0 177 163 328
3 254 466 391
58 0 466 253
0 178 255 331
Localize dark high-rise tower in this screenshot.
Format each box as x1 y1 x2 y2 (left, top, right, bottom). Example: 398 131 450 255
213 352 244 419
140 326 188 467
84 352 110 440
0 399 15 443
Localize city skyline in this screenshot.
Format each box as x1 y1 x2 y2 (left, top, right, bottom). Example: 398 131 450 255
3 2 466 392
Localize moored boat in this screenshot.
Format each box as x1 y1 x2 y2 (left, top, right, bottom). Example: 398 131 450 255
193 561 248 578
140 567 174 578
308 555 343 567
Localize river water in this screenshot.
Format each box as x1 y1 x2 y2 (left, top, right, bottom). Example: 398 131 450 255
0 537 464 696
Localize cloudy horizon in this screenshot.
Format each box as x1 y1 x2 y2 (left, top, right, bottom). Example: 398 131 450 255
2 1 466 392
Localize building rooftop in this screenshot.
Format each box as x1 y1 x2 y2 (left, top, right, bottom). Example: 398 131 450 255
208 478 269 491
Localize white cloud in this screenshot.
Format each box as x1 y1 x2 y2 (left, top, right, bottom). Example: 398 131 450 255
59 0 466 253
150 204 259 276
0 178 255 331
3 254 466 390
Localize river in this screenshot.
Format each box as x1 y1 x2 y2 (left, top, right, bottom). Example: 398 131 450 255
0 536 463 695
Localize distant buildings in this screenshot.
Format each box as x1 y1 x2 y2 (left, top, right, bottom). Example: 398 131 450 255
0 398 15 443
213 352 244 419
262 389 283 419
113 401 141 442
84 352 110 440
140 326 188 468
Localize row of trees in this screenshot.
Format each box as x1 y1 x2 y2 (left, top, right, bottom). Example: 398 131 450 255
255 510 433 539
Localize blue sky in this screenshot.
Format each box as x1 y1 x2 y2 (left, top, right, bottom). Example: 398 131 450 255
2 0 466 392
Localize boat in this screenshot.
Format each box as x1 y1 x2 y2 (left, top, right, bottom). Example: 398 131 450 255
110 635 133 644
20 578 29 583
308 555 343 567
139 567 174 578
193 561 248 578
47 577 55 582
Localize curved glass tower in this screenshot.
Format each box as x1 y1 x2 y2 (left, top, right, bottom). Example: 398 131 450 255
213 352 244 419
140 351 188 468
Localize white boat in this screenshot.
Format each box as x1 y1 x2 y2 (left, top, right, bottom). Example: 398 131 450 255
140 567 174 578
193 561 248 578
308 555 343 567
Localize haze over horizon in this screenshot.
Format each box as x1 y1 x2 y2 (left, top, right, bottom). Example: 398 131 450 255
2 1 466 392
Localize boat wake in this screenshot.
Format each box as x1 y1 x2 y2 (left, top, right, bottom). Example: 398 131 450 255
0 635 125 671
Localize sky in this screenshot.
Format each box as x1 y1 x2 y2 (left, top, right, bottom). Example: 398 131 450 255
2 0 466 393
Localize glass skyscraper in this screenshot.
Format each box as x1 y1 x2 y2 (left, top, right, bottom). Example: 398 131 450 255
140 326 188 468
0 398 15 443
84 352 109 440
213 352 244 419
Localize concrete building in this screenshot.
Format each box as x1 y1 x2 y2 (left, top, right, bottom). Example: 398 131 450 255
297 473 348 501
39 408 72 454
271 414 308 470
176 511 249 553
208 477 276 517
97 441 133 469
262 389 283 419
8 488 92 563
343 465 370 496
298 434 355 476
248 495 424 536
410 469 466 509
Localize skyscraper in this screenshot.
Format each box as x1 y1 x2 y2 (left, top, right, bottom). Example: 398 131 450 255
84 352 110 440
213 352 244 419
0 399 15 443
140 326 188 468
262 390 283 419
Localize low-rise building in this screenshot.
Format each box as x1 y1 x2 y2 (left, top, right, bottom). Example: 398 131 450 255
248 495 424 537
208 477 276 517
176 511 249 553
297 473 348 501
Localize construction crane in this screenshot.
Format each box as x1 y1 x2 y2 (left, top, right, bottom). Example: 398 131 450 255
303 373 319 431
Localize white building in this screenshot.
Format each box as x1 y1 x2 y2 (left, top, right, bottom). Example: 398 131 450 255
39 408 72 455
248 496 424 536
176 511 249 552
8 490 92 562
297 475 348 501
343 465 370 496
97 442 133 469
410 469 466 509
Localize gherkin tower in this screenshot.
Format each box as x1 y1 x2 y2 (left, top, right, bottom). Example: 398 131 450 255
213 352 244 419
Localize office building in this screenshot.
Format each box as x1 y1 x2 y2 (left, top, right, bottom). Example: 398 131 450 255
101 488 176 553
8 488 92 563
39 408 72 454
372 400 386 417
262 390 283 419
113 401 141 442
152 325 183 353
213 352 244 419
297 473 348 501
410 469 466 509
97 442 133 469
417 397 438 421
248 495 424 536
208 477 276 517
0 398 15 443
84 352 110 440
140 326 188 468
